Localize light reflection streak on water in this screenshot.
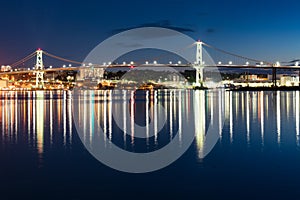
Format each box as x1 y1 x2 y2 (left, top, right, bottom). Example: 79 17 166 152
173 91 177 141
63 91 67 146
32 92 36 144
10 93 13 140
1 98 4 144
266 94 269 120
219 90 223 138
50 91 53 145
83 91 87 144
89 91 94 148
14 92 18 142
164 90 168 139
218 90 222 139
130 91 135 146
96 91 101 142
194 90 205 158
235 92 238 121
169 90 173 142
146 91 150 145
225 91 229 140
211 91 214 126
241 91 244 119
6 94 9 138
154 90 158 145
68 91 73 144
253 92 257 120
36 91 44 165
287 92 290 119
229 91 233 143
123 91 127 148
178 91 182 147
27 92 31 145
57 91 61 128
277 91 281 145
296 91 299 146
246 92 250 144
4 93 8 139
260 91 264 146
103 90 107 147
108 91 112 146
185 90 190 122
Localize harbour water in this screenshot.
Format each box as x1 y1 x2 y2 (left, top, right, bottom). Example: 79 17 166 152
1 90 300 199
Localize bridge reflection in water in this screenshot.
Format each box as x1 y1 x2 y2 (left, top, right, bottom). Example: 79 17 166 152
0 90 300 162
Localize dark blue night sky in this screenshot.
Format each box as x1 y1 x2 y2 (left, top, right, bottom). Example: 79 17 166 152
1 0 300 64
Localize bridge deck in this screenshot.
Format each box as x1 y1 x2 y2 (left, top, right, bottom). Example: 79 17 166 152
1 64 300 76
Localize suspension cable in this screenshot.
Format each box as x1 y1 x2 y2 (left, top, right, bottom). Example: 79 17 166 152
43 51 84 65
10 52 37 67
203 42 273 65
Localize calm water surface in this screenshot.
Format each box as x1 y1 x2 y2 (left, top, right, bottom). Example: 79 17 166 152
1 90 300 199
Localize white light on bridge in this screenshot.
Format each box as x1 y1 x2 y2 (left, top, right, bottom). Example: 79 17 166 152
276 61 280 67
218 61 222 65
260 62 264 65
229 61 233 65
178 61 182 64
169 61 173 65
123 62 126 65
130 61 134 65
89 63 92 66
145 61 149 64
246 62 249 65
103 62 106 66
63 65 66 68
153 61 157 65
83 64 86 67
68 64 72 67
28 68 30 70
108 62 112 65
49 66 52 68
296 62 299 66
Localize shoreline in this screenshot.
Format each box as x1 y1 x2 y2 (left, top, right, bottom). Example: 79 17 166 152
0 86 300 92
230 86 300 91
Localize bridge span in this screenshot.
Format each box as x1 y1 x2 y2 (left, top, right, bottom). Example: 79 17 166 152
1 41 300 89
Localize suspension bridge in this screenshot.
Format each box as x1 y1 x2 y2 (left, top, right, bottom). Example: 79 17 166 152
1 41 300 89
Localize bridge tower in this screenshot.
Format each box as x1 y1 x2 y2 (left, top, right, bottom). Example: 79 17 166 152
35 49 44 89
194 40 204 87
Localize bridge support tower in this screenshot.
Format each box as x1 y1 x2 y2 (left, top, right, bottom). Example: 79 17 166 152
272 64 278 87
194 40 204 87
35 49 44 89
